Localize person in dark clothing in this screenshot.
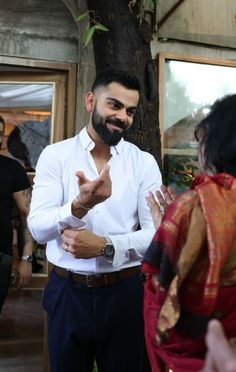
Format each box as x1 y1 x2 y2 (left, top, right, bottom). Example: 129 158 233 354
0 116 33 313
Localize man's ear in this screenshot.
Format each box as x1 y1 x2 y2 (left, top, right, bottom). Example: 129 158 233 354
85 92 95 112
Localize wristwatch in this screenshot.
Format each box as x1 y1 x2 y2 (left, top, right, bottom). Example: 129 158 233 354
101 238 115 259
21 255 33 263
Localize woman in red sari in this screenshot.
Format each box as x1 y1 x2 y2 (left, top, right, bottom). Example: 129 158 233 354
142 94 236 372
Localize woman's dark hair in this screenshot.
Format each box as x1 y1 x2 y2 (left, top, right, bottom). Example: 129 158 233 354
194 94 236 176
7 126 31 169
92 68 141 92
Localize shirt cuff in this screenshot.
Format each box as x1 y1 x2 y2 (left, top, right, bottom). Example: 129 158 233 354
107 236 141 268
58 202 85 232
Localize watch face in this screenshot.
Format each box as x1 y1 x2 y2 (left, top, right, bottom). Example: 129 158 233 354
104 244 115 257
27 255 33 262
23 255 33 262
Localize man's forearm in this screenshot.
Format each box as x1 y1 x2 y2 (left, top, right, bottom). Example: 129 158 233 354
21 217 34 256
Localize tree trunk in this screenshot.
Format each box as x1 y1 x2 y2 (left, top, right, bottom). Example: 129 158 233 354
87 0 162 169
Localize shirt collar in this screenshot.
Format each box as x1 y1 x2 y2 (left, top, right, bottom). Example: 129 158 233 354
79 126 124 155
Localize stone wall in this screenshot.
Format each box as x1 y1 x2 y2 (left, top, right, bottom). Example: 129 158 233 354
0 0 78 62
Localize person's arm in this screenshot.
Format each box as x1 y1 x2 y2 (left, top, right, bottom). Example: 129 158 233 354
13 187 33 287
61 154 162 267
28 146 84 244
28 146 111 244
109 155 162 267
203 319 236 372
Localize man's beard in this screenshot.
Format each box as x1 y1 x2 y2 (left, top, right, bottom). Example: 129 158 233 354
92 109 128 146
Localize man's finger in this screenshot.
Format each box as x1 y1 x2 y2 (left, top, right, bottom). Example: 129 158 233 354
91 177 105 190
75 171 90 185
99 164 110 177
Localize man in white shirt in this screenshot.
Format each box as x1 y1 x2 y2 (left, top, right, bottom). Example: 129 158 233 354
28 68 162 372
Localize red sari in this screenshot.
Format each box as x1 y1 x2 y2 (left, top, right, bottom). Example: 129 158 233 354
142 173 236 372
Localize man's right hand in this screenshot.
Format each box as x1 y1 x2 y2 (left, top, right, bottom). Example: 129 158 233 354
75 164 112 210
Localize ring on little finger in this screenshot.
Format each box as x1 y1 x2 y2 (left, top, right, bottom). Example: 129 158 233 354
64 243 69 252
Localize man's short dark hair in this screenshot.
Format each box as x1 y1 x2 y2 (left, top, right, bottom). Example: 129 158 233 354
195 94 236 176
92 68 141 92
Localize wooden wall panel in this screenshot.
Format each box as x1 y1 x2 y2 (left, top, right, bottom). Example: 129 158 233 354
156 0 236 49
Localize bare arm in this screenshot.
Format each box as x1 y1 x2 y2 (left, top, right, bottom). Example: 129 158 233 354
203 320 236 372
12 187 34 287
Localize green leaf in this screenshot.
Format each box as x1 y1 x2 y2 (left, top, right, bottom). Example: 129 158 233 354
142 0 155 13
84 26 96 47
94 23 109 32
75 11 88 22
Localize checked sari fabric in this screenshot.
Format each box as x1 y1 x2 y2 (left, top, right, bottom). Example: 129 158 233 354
142 173 236 372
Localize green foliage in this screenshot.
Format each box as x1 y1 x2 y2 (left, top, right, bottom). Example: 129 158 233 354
128 0 156 25
75 11 108 48
139 0 156 19
76 1 157 48
93 362 98 372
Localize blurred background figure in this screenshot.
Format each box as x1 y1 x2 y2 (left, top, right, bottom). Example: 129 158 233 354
6 118 50 171
0 116 34 313
7 125 33 171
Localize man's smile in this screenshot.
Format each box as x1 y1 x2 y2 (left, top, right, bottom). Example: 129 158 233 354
106 122 124 133
105 118 128 132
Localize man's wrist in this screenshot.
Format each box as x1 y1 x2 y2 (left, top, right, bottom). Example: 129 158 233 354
21 254 33 263
74 196 91 211
101 237 115 259
71 198 89 218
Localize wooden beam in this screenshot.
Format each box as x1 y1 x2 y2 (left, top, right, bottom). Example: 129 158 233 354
157 0 186 30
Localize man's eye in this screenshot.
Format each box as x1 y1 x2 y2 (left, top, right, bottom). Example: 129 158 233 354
127 110 135 117
109 102 119 108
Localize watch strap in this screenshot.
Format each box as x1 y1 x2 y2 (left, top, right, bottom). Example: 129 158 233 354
21 255 33 262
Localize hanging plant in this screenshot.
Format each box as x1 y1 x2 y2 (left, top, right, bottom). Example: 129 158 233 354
128 0 156 25
75 10 109 48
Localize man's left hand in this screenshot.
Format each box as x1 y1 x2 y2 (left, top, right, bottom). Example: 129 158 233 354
61 228 106 259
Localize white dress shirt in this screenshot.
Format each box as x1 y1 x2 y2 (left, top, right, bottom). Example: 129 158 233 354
28 127 162 273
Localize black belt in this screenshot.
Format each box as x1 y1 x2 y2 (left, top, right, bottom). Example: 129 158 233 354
54 265 141 288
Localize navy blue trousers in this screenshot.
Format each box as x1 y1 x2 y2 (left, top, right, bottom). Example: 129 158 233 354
43 269 145 372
